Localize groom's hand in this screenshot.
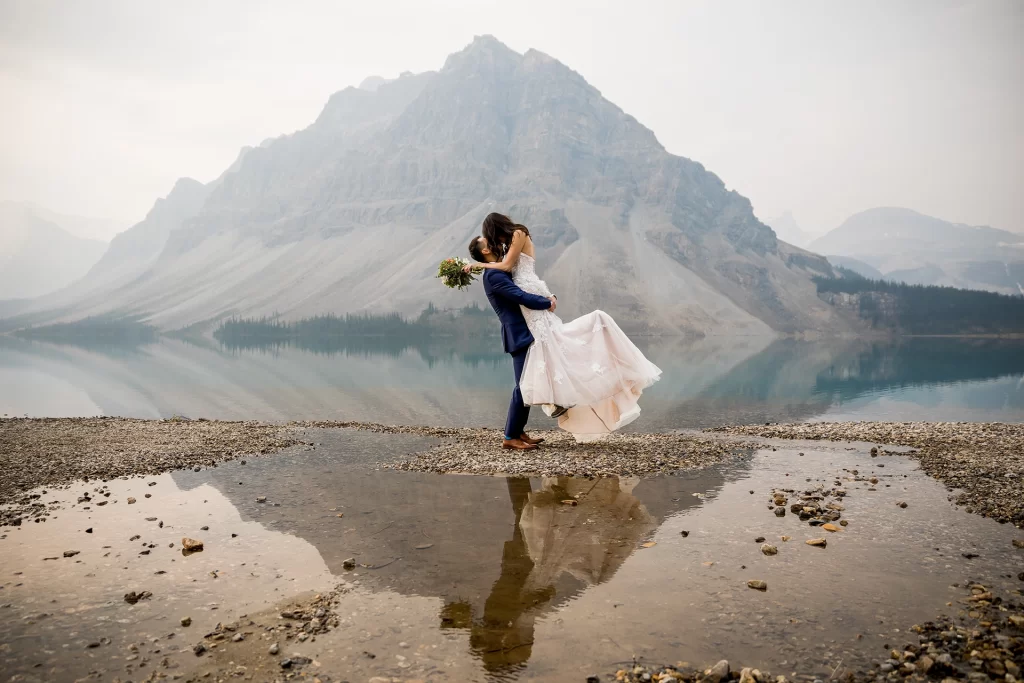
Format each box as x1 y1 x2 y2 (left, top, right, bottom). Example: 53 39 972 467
548 296 557 312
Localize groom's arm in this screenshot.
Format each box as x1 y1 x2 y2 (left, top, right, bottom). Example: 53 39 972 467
487 272 553 310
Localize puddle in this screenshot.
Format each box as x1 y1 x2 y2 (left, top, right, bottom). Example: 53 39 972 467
1 431 1021 682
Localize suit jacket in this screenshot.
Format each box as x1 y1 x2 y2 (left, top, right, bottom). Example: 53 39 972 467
482 269 552 354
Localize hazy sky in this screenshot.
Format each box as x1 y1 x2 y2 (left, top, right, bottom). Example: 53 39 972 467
1 0 1021 239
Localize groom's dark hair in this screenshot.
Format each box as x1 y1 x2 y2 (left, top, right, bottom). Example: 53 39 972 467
468 236 487 263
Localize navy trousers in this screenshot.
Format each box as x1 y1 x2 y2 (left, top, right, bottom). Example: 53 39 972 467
504 347 531 440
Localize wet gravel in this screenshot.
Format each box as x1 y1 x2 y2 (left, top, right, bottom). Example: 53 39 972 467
611 581 1022 683
384 429 752 477
0 417 303 527
3 417 1023 682
289 420 758 477
708 422 1024 528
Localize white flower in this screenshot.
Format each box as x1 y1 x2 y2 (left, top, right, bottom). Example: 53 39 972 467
591 363 606 375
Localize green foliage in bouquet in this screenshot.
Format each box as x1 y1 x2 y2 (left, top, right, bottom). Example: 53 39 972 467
437 257 479 290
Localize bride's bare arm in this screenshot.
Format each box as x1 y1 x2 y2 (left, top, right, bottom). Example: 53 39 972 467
463 230 528 273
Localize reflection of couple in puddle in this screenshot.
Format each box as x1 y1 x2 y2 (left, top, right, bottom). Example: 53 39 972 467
440 476 655 673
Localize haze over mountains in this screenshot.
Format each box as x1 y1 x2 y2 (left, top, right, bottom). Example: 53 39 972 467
764 211 817 249
0 202 110 299
811 207 1024 295
2 36 854 337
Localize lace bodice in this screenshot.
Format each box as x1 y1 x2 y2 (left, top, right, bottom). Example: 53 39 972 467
512 254 561 343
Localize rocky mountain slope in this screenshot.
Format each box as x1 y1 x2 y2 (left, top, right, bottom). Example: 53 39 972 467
0 202 108 299
810 207 1024 295
4 36 854 337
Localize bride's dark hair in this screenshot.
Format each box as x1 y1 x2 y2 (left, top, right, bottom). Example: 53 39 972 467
482 213 529 258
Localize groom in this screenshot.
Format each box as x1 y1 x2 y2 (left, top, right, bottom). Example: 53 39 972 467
469 235 556 450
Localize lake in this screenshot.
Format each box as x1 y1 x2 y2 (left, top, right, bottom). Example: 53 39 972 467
2 335 1023 682
1 335 1021 425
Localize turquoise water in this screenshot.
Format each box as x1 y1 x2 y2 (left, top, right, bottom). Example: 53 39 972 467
0 335 1021 426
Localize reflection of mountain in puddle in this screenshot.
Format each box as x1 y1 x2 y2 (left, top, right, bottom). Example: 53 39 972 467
449 477 658 673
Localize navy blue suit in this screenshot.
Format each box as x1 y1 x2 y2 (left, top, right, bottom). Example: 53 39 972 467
481 269 553 440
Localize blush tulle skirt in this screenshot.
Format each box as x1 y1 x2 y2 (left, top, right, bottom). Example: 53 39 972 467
518 309 662 442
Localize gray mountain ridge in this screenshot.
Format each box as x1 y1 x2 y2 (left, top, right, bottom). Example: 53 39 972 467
810 207 1024 295
4 35 855 337
0 202 109 300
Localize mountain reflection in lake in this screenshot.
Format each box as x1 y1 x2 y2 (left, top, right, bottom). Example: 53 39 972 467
0 335 1021 425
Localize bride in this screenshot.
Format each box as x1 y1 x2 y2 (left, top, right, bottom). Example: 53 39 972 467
466 213 662 441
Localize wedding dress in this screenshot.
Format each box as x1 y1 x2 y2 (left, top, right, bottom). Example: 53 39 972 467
513 253 662 441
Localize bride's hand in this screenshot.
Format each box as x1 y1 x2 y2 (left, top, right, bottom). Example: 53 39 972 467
462 264 475 274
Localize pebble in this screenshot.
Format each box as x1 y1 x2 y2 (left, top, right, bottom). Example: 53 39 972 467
806 538 827 548
123 590 152 605
269 643 279 655
760 544 778 556
180 616 191 627
711 421 1024 527
747 580 768 591
181 537 204 551
707 659 731 682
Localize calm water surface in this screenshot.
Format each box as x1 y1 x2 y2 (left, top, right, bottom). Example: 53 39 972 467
0 336 1021 425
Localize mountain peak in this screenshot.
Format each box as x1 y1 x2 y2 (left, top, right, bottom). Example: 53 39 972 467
170 177 203 194
442 34 521 72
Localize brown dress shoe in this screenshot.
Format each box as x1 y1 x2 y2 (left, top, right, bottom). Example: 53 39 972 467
549 405 570 418
520 433 544 445
502 438 538 450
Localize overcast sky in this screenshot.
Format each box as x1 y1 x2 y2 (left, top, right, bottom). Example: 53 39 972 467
1 0 1021 239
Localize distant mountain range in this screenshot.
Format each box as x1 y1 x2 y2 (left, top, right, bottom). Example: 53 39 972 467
765 211 816 249
812 207 1024 295
1 35 852 337
0 202 110 300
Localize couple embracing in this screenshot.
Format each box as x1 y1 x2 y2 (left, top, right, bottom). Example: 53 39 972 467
467 213 662 449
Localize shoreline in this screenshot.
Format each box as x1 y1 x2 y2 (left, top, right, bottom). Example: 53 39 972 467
0 417 759 527
709 422 1024 529
1 417 1021 682
3 417 1023 529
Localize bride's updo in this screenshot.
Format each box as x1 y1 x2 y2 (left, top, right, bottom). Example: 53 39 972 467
482 213 529 258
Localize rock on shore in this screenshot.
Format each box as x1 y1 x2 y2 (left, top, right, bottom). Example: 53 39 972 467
709 422 1024 527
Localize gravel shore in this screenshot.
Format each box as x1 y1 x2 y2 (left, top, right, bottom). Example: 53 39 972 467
382 429 754 477
290 419 758 477
0 417 303 527
708 422 1024 528
606 581 1022 682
